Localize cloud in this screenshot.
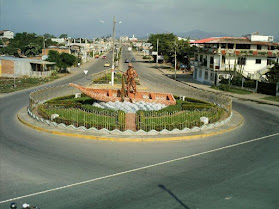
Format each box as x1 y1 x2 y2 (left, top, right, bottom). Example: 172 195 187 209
0 0 278 38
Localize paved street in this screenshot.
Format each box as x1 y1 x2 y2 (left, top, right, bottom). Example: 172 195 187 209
0 48 279 209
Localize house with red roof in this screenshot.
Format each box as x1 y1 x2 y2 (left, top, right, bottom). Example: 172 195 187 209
191 33 279 85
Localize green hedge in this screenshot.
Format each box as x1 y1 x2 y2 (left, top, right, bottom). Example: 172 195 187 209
38 104 125 131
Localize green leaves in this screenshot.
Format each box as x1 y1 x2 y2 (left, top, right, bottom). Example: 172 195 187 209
265 62 279 84
0 32 57 56
47 50 77 71
147 33 191 63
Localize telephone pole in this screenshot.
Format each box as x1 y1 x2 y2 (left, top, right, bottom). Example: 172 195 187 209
111 16 116 86
174 40 177 80
156 39 159 64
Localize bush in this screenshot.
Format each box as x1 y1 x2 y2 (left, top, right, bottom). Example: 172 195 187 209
143 56 151 59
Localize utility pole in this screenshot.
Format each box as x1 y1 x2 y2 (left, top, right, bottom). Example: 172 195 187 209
43 35 45 72
156 38 159 64
111 16 116 86
174 40 177 80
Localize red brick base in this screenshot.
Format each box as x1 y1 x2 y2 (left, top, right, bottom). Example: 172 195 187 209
125 113 136 131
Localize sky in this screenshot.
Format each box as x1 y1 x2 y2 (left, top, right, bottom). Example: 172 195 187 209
0 0 278 39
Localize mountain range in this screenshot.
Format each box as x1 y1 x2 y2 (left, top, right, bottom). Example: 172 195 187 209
175 30 231 40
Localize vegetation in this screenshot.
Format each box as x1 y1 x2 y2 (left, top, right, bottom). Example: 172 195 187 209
261 96 279 102
0 75 59 93
219 75 256 88
147 33 194 67
143 56 151 59
265 62 279 84
92 72 123 84
212 84 253 94
47 50 77 72
38 95 125 130
136 97 224 131
36 95 226 132
59 34 68 39
0 32 57 56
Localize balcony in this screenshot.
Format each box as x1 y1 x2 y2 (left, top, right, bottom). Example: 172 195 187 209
221 49 278 57
198 48 279 57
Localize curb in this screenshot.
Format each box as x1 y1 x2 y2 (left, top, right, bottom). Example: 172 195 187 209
17 110 244 142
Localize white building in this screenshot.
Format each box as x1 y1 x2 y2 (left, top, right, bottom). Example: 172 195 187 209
51 38 66 44
120 36 129 42
0 30 14 39
191 34 279 85
129 34 138 42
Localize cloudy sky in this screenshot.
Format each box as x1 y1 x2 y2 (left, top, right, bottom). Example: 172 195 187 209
0 0 278 38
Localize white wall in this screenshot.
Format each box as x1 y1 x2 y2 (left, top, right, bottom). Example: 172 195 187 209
2 31 14 39
15 61 32 76
244 57 267 73
248 34 273 42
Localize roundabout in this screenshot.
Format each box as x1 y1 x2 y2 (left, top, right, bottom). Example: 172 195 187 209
1 50 279 209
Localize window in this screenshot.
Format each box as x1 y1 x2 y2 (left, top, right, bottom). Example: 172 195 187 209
255 59 261 64
222 56 226 64
210 72 215 81
204 71 208 80
210 56 214 64
257 45 262 50
228 44 234 49
236 44 250 49
221 43 226 49
237 57 246 65
199 69 203 78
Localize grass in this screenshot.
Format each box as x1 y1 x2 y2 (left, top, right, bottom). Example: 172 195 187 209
37 95 226 131
137 108 224 131
0 75 60 93
211 84 252 95
261 96 279 102
38 105 125 131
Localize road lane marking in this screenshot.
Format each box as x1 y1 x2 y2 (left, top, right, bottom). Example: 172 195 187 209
1 132 278 204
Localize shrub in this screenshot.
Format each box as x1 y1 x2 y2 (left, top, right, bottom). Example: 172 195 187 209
143 56 151 59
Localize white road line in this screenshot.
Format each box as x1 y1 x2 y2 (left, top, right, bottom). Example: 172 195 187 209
1 132 278 204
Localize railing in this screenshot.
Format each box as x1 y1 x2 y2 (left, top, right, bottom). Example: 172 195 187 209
29 83 232 132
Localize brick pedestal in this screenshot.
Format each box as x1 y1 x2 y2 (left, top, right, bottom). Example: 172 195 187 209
125 113 136 131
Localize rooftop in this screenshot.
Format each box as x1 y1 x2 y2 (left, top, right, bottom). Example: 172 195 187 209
191 37 279 46
0 56 55 64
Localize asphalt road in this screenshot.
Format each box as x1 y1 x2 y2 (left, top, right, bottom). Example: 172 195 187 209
0 48 279 209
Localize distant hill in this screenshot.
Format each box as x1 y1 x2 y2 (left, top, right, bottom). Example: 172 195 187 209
175 30 231 40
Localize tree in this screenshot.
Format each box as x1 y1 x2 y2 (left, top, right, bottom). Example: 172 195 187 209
0 32 44 56
47 50 76 72
147 33 192 64
47 50 60 63
43 33 55 39
59 34 68 39
23 43 41 57
265 62 279 84
59 52 76 69
148 33 176 62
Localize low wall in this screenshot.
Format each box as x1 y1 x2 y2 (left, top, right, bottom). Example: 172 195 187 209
28 71 232 132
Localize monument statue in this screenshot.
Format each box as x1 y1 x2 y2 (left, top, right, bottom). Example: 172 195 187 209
124 63 138 95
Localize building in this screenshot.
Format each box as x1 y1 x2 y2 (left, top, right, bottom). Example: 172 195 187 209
42 47 70 56
51 38 66 44
0 30 14 39
0 56 55 78
129 34 138 42
120 36 129 42
191 33 279 85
